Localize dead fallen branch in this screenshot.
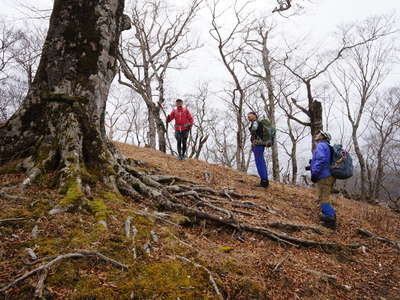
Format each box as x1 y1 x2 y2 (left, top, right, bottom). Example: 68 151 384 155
272 253 290 272
305 269 337 281
357 228 400 249
0 217 27 223
266 222 323 234
0 250 128 293
34 269 48 298
177 255 223 300
0 190 27 201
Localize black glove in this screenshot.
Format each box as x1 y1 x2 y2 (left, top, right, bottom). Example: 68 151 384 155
311 175 318 183
305 159 312 171
185 123 192 130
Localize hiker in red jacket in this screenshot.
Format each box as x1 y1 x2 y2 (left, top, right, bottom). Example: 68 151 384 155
166 99 193 160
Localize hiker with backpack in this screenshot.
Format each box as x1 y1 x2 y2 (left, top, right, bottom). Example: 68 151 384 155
167 99 193 160
309 130 354 230
247 112 275 188
310 130 337 230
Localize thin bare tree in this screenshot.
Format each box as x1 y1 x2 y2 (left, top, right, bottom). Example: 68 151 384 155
118 0 202 152
329 15 396 201
13 26 45 88
185 83 213 160
277 15 394 151
208 0 252 171
364 87 400 201
242 19 281 180
276 76 307 184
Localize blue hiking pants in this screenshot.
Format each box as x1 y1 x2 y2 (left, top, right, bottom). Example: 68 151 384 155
252 145 268 180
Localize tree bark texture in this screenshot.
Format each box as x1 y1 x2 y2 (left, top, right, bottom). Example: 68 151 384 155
310 99 322 151
0 0 130 190
261 33 280 181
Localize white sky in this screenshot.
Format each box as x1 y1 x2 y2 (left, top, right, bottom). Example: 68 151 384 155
1 0 398 93
1 0 398 172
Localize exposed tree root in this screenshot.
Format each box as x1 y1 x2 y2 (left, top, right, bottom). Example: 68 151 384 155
34 269 48 298
266 222 323 234
0 217 27 223
146 192 360 250
2 148 360 251
357 228 400 249
150 175 198 185
0 250 128 294
0 190 27 201
133 210 180 227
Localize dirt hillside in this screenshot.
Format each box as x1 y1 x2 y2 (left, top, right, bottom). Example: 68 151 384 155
1 142 399 299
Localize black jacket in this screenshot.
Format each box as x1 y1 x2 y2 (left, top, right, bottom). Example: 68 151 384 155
249 120 263 142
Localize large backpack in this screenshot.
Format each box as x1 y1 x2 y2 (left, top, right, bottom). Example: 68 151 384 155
330 144 353 179
259 119 276 148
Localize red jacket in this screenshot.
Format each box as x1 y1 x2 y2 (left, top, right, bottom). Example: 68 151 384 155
167 106 193 131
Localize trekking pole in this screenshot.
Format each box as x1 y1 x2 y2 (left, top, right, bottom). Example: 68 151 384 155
160 106 175 155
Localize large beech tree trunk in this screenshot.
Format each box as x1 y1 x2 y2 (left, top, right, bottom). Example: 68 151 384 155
0 0 130 193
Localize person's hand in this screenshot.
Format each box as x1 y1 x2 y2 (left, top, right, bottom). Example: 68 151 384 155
185 123 192 130
311 175 318 183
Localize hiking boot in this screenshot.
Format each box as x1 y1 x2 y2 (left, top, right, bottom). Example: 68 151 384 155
176 156 182 160
256 179 269 188
320 215 336 230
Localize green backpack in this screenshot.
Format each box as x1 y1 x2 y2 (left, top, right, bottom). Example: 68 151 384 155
258 119 276 147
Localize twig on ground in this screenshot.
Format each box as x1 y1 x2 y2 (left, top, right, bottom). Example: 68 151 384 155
0 190 27 201
34 269 48 298
357 228 400 249
177 255 224 300
272 253 290 272
305 269 337 281
0 218 27 223
266 222 323 234
0 250 128 293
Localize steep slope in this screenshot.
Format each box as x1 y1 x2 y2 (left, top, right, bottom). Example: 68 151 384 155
0 142 399 299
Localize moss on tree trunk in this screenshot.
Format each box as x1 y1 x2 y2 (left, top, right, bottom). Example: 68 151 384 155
0 0 131 217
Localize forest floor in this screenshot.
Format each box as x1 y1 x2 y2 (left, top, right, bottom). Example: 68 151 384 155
0 142 399 299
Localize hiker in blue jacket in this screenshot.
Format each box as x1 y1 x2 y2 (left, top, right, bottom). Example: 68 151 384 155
310 130 336 230
247 112 269 188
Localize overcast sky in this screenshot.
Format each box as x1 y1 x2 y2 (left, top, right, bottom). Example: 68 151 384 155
1 0 398 98
1 0 398 172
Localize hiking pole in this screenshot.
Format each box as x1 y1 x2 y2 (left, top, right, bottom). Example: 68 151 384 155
160 105 175 155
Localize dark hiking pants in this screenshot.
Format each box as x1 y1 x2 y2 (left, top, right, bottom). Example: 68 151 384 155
175 130 189 157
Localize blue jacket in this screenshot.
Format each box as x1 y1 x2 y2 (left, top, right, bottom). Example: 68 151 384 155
311 140 332 181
